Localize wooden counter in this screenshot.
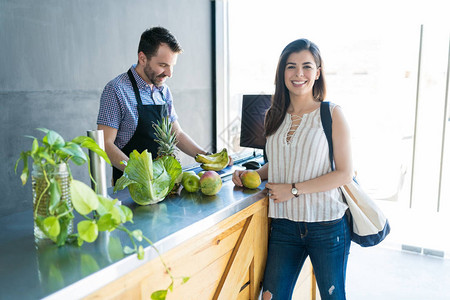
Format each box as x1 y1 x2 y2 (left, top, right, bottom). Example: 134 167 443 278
87 197 268 299
0 175 316 299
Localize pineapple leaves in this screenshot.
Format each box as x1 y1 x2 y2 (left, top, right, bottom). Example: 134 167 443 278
152 116 178 157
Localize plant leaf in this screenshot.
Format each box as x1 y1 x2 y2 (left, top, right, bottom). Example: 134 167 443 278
55 217 71 246
151 290 168 300
96 195 117 215
137 245 144 260
58 142 87 165
123 246 135 254
48 179 61 215
77 220 98 243
109 206 122 225
71 136 111 164
77 235 84 246
31 138 39 155
38 128 65 148
131 229 143 242
71 180 99 215
15 151 30 185
119 205 133 223
97 213 115 232
38 151 56 165
181 276 190 284
43 216 60 238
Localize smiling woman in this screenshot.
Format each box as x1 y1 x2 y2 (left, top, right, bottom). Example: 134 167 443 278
225 1 450 298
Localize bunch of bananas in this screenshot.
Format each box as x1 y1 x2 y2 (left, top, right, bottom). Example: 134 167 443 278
195 148 230 171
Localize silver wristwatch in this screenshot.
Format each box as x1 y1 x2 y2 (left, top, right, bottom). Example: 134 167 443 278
291 183 300 197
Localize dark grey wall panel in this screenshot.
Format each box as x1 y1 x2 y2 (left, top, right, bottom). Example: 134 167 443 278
0 0 213 216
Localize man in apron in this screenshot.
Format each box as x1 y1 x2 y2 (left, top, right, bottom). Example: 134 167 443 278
97 27 212 185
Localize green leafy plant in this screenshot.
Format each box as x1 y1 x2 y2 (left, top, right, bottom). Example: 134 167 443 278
15 128 112 245
15 129 188 299
114 149 182 205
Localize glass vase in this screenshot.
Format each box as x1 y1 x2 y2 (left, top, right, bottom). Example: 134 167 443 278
32 163 72 243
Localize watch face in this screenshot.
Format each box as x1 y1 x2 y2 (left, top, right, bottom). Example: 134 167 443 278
292 187 298 196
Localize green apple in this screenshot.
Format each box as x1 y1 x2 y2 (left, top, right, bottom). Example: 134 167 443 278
181 171 201 193
182 171 196 182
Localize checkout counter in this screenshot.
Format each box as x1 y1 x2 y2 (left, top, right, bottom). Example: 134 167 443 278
0 162 316 299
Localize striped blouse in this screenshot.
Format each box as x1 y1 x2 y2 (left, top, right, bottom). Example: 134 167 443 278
266 102 348 222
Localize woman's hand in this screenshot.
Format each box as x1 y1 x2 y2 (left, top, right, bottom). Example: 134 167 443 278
265 182 293 203
232 170 248 187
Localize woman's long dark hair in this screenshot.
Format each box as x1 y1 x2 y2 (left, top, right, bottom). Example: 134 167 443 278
265 39 326 136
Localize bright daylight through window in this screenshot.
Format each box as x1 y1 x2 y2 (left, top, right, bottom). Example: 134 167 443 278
219 0 450 252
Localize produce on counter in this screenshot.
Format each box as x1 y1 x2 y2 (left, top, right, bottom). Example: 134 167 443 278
181 171 201 193
195 148 230 171
153 116 178 159
241 170 262 189
114 150 182 205
199 171 222 195
153 117 183 195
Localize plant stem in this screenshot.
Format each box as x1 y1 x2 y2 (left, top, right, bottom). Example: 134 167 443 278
56 208 73 219
117 226 174 277
86 156 98 193
34 167 51 219
141 236 175 282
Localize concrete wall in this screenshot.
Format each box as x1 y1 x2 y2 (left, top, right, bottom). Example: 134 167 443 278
0 0 213 216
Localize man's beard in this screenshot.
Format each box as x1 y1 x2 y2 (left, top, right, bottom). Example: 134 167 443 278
144 64 166 87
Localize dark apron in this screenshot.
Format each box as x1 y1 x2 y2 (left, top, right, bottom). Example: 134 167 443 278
112 69 168 184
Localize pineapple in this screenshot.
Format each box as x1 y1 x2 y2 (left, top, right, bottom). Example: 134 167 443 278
152 116 178 158
152 117 182 194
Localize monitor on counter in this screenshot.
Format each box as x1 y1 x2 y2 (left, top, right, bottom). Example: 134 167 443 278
239 94 271 150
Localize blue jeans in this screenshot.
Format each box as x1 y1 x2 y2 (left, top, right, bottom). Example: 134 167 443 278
262 216 351 300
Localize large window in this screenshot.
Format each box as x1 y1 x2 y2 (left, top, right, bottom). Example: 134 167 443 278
217 0 450 251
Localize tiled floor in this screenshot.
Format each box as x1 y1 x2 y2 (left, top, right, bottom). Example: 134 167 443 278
343 189 450 300
346 244 450 299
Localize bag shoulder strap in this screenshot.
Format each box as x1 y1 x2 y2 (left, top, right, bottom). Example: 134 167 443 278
320 101 335 170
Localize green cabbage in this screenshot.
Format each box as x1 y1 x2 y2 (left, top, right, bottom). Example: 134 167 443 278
113 150 182 205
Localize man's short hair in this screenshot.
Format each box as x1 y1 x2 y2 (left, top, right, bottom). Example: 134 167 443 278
138 27 183 58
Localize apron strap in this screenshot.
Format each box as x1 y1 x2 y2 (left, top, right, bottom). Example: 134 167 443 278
127 69 143 106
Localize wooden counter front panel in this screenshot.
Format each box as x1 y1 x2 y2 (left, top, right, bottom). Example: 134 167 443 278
85 197 269 300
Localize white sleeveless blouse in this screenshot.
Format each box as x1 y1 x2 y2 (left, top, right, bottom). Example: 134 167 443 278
266 103 348 222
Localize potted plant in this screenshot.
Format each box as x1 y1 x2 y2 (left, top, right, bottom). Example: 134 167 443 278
15 128 111 244
15 128 189 299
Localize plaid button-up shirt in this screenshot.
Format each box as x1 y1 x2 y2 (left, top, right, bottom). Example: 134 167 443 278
97 64 177 149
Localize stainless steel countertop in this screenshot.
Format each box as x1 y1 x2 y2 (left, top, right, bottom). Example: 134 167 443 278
0 174 267 300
